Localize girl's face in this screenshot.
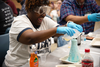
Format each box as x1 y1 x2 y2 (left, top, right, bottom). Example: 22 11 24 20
76 0 85 5
29 7 46 26
34 13 46 26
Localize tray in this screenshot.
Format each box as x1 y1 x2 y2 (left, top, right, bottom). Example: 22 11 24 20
90 38 100 46
59 54 83 64
56 64 82 67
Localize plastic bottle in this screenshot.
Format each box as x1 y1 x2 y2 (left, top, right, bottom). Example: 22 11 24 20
30 51 39 67
81 32 86 41
82 49 93 67
62 29 81 41
28 45 39 67
81 32 86 45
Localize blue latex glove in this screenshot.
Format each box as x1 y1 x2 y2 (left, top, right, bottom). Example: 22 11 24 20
67 22 83 32
56 27 75 36
87 13 100 22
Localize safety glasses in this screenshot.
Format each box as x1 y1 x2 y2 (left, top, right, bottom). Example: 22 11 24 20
33 5 51 15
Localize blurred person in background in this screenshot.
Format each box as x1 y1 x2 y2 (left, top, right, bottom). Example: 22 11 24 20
50 0 63 43
49 2 55 12
50 0 63 23
0 0 13 35
5 0 18 16
57 0 100 47
60 0 100 34
2 0 83 67
50 1 59 22
16 0 27 15
56 0 63 23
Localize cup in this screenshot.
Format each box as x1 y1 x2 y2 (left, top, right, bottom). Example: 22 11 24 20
62 29 81 41
40 54 47 64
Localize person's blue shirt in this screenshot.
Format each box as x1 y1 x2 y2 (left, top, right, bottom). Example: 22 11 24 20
59 0 100 34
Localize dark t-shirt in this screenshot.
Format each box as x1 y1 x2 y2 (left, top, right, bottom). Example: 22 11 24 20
0 1 14 35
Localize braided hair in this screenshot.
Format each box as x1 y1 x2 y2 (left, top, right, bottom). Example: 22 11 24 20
25 0 50 12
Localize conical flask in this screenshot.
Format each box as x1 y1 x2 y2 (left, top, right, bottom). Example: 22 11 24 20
67 38 81 62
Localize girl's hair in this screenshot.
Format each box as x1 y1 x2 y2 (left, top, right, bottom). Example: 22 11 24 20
25 0 50 12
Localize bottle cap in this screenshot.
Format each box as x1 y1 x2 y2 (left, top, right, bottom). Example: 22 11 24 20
85 49 90 52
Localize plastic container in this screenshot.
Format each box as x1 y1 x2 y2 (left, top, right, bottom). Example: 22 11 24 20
62 29 81 41
28 45 39 67
81 32 86 41
30 51 39 67
82 49 93 67
81 32 86 45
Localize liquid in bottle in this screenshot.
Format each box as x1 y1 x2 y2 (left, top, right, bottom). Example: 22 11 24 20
82 49 93 67
30 51 39 67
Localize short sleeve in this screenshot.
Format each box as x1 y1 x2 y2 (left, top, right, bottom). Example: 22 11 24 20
10 19 32 41
59 0 74 25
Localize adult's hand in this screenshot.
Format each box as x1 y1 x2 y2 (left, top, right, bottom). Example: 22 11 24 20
56 27 75 36
67 21 83 32
87 13 100 22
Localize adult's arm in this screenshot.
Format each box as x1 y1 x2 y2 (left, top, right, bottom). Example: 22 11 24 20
65 15 88 24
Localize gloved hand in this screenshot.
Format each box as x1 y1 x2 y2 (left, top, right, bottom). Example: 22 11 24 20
87 13 100 22
67 21 83 32
56 27 75 36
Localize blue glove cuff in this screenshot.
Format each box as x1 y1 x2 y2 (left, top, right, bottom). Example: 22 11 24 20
56 27 60 34
87 15 91 22
67 21 74 27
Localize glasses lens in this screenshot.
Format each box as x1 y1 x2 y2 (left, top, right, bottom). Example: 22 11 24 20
39 8 44 14
39 6 49 14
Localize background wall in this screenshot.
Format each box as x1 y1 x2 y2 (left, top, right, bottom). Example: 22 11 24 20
11 0 22 9
96 0 100 6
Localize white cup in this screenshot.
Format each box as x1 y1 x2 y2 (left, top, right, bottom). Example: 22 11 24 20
40 54 47 64
62 29 81 41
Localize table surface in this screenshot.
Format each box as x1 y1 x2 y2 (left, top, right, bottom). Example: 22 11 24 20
24 29 100 67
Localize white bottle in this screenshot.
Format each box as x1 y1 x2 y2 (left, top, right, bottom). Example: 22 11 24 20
81 32 86 45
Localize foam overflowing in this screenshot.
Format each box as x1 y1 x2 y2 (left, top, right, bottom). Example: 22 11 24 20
67 38 81 63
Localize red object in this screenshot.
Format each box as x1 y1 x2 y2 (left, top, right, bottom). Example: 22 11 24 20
6 0 18 15
82 49 93 67
85 49 90 52
82 59 93 67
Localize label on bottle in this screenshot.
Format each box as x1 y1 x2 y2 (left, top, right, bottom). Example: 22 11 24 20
30 53 38 67
82 59 93 67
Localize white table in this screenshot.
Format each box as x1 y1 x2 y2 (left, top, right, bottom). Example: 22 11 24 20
24 40 100 67
24 29 100 67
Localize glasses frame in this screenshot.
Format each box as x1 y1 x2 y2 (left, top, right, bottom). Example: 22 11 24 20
33 5 51 15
